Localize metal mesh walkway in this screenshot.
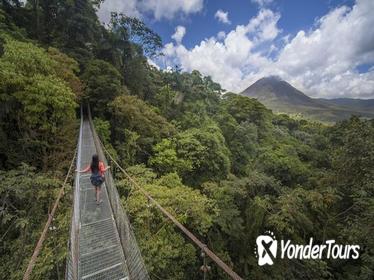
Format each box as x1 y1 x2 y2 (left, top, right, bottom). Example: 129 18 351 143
66 111 149 280
77 120 129 280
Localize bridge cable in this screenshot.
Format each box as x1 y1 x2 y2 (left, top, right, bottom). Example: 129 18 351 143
23 149 77 280
97 138 243 280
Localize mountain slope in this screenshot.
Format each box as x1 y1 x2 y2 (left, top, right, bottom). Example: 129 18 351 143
241 76 374 122
318 98 374 113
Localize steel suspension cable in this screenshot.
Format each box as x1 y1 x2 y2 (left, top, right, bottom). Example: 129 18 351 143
23 150 77 280
98 138 243 280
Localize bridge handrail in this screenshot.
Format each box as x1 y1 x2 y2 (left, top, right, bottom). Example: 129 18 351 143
66 107 83 280
87 106 150 280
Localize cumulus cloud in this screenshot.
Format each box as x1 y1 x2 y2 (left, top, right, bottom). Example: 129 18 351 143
159 0 374 98
172 26 187 44
215 10 231 24
98 0 204 23
217 31 226 40
98 0 140 24
160 9 281 92
147 58 160 70
251 0 273 7
140 0 204 20
271 0 374 98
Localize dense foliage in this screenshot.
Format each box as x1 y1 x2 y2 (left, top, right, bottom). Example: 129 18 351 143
1 1 373 280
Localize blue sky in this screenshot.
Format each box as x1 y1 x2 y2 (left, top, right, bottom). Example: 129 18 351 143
98 0 374 99
149 0 354 49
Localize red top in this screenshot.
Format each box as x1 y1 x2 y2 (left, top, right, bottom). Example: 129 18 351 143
81 161 106 176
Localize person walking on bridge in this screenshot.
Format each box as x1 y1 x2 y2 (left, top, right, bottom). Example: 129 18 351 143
76 154 110 205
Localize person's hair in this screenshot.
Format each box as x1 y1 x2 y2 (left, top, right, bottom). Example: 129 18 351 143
90 154 99 173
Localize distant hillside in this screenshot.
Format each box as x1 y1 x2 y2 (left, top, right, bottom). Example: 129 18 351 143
241 76 374 122
317 98 374 114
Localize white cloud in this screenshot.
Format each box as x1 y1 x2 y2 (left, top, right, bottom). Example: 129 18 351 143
98 0 204 23
217 31 226 40
160 9 280 92
147 58 160 70
251 0 273 7
140 0 204 20
272 0 374 98
172 26 187 44
215 10 231 24
98 0 140 24
159 0 374 98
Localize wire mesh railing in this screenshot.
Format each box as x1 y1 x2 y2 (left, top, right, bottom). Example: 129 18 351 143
87 106 150 280
66 108 83 280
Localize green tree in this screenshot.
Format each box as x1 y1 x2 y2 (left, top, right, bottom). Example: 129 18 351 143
0 164 70 280
82 59 123 117
149 138 192 176
117 165 217 279
216 111 259 175
221 93 271 132
0 36 77 170
93 117 118 160
324 117 374 279
153 85 177 118
110 13 162 57
256 145 310 187
176 122 231 185
109 95 175 164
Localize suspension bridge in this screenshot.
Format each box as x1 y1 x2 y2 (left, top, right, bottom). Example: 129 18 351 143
23 107 243 280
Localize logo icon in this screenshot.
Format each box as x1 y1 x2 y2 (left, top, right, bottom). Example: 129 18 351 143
255 231 277 266
255 231 360 266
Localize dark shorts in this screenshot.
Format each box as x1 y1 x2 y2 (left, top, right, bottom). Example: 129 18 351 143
90 174 104 187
